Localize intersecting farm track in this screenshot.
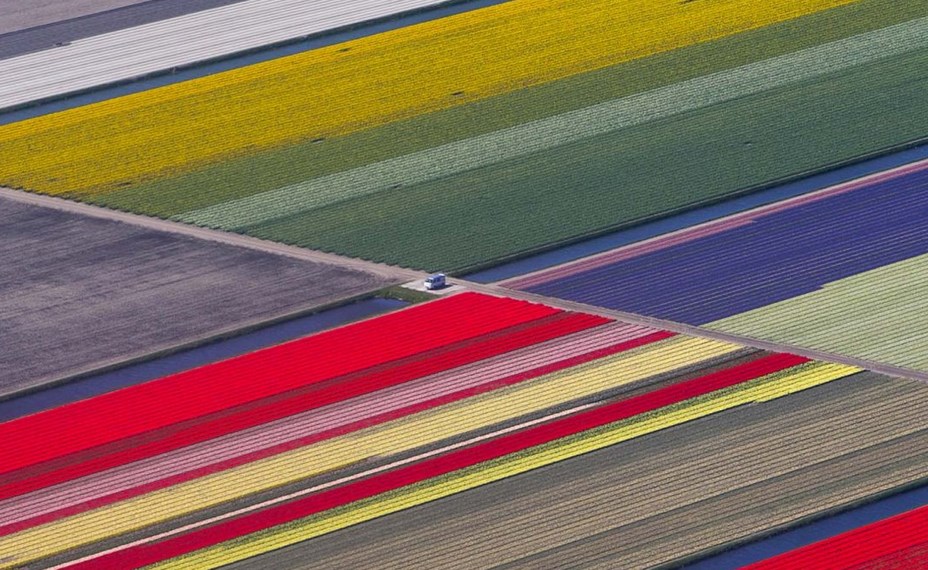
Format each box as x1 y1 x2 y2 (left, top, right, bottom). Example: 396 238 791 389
0 187 419 283
6 183 927 387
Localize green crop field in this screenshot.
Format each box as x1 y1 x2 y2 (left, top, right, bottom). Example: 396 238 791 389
93 0 927 218
233 46 928 271
710 254 928 373
82 0 928 273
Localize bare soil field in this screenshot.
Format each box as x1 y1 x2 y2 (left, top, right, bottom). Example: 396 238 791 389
0 195 394 397
0 0 248 58
0 0 150 34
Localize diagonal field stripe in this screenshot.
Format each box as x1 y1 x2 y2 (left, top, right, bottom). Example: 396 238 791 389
744 504 928 568
54 403 602 570
69 358 854 569
0 322 646 530
176 15 928 230
0 293 566 501
155 363 856 570
504 158 928 289
0 325 663 537
0 337 739 564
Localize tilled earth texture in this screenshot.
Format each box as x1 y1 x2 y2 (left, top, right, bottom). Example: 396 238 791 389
221 372 928 570
0 195 394 397
0 0 153 35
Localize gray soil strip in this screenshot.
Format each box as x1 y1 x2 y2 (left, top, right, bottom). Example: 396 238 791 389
212 371 928 569
0 191 400 397
0 188 420 283
0 0 151 36
506 434 928 570
0 0 248 56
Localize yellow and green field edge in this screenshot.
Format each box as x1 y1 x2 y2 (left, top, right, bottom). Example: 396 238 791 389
0 0 853 196
91 0 924 218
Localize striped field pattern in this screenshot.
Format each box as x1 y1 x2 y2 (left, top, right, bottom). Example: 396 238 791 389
0 0 466 111
0 0 847 196
250 369 928 569
0 292 880 568
175 15 928 232
513 159 928 374
3 0 928 566
8 0 928 270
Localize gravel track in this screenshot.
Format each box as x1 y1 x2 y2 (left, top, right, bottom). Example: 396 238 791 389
0 187 418 282
465 280 928 384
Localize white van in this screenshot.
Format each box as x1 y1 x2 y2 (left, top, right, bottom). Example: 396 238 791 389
424 273 447 290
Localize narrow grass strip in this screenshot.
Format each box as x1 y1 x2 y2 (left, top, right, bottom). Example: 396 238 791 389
149 362 859 569
177 16 928 230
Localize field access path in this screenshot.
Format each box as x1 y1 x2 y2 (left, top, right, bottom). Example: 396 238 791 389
0 187 420 284
5 185 923 386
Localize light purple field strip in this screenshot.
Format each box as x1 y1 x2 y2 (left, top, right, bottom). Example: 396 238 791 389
0 321 653 525
507 158 928 290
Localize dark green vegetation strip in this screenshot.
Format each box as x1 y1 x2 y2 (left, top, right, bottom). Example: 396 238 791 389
240 46 928 270
91 0 928 217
